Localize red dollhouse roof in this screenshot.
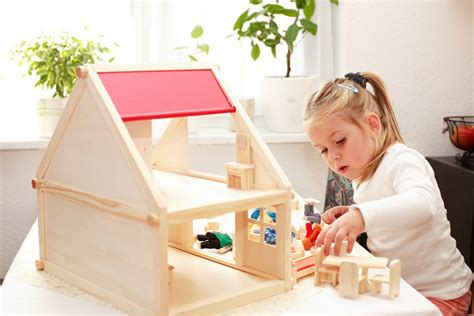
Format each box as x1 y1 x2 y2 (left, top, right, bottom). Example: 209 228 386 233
98 69 236 122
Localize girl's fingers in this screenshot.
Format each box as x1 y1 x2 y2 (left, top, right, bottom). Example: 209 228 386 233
322 206 350 224
315 226 329 248
321 211 336 224
346 231 358 254
333 228 348 256
323 226 337 256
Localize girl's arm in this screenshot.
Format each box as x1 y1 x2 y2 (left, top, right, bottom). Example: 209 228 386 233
316 150 437 255
354 151 437 232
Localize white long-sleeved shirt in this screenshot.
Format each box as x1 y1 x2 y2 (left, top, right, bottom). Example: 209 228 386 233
351 143 471 299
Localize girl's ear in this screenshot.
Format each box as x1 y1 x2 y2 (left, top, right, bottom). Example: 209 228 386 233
366 113 382 135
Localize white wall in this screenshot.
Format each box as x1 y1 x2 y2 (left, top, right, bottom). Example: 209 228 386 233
344 0 473 156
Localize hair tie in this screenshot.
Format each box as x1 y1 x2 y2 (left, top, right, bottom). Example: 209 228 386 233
344 72 367 89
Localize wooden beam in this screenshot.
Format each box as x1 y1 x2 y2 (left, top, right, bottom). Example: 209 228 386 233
35 179 156 226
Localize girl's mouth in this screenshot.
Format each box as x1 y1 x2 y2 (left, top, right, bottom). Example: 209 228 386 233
338 166 349 174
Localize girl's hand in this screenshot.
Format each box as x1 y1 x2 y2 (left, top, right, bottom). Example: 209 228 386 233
316 207 365 256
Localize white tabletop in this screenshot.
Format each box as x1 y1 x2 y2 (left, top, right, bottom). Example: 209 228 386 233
1 221 441 316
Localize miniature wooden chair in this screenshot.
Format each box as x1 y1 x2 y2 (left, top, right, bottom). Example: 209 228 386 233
339 261 367 298
314 247 339 287
339 261 359 298
369 259 401 299
329 240 348 256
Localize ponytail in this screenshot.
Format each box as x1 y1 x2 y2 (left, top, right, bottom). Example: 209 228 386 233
362 72 404 145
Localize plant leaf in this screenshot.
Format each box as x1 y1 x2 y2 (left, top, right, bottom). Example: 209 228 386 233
295 0 307 9
233 9 249 30
271 46 277 58
280 9 298 17
264 38 280 47
197 44 209 55
285 24 300 46
251 43 260 60
188 54 198 62
300 19 318 35
191 25 203 39
263 4 284 14
250 0 262 4
303 0 315 19
330 0 339 5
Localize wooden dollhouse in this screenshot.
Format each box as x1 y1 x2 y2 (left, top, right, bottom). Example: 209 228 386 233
32 64 294 315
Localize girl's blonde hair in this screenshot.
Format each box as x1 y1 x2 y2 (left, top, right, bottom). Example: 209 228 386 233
304 72 404 185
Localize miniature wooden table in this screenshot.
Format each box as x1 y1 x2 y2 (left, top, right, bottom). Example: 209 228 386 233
323 254 389 290
1 221 441 315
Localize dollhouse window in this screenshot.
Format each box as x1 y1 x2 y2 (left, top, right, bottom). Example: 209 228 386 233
247 207 277 247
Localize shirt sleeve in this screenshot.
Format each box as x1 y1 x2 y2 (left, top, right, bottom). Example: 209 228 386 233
352 151 437 232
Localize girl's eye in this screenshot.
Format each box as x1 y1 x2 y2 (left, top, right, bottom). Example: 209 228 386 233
320 148 328 155
336 138 346 145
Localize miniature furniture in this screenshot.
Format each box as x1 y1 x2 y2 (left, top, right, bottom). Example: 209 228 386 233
312 242 348 287
314 247 339 287
31 64 294 315
225 162 254 190
329 240 348 257
338 261 367 299
322 253 388 292
370 259 401 300
339 261 359 298
291 252 316 283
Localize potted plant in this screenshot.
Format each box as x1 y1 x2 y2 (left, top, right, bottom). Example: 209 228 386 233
174 24 210 62
233 0 338 132
13 27 116 138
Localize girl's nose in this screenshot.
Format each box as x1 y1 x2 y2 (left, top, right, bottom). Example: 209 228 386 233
327 150 341 162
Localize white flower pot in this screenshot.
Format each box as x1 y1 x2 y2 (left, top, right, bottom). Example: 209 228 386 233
262 76 318 133
37 97 67 138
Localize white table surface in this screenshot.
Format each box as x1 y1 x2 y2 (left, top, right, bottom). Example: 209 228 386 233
1 220 441 316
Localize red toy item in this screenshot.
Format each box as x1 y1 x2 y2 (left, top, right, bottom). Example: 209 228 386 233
305 222 314 238
302 224 322 250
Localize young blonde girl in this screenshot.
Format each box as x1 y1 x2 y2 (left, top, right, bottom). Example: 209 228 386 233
304 72 472 315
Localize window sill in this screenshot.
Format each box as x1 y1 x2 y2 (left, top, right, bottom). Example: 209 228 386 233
0 116 309 150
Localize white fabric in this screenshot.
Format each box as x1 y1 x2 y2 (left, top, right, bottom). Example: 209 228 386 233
351 143 472 300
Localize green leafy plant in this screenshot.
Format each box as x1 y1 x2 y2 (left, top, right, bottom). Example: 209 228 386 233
13 27 116 98
233 0 338 78
174 24 210 62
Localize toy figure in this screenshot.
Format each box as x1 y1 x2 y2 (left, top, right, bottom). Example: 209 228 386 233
304 198 321 224
197 232 232 250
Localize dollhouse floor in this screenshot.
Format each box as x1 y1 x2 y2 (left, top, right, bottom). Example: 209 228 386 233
153 170 289 224
168 247 285 315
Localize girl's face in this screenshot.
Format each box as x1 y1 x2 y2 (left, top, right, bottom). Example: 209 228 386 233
306 116 378 181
